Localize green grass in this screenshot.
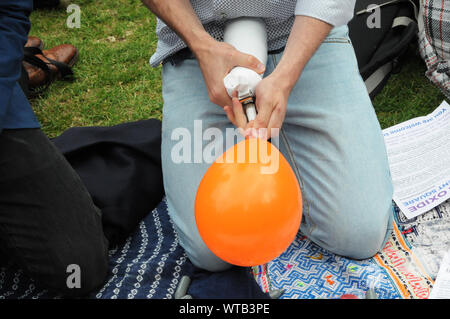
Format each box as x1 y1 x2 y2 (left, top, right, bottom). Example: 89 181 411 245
373 46 447 129
29 0 447 137
29 0 162 137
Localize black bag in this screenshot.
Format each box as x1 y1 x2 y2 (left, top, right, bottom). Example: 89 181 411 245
52 119 165 248
348 0 419 98
33 0 60 9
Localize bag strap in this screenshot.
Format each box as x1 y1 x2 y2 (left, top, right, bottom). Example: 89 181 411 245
365 61 394 95
356 0 419 18
364 8 418 96
392 16 416 28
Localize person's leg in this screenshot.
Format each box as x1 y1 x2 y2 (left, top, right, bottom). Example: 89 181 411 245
161 58 239 272
0 128 109 296
270 25 394 259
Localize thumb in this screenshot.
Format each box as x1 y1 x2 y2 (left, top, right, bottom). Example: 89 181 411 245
233 52 266 75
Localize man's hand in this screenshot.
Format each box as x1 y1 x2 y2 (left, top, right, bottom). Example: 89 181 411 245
224 73 291 139
225 15 333 139
141 0 265 108
194 37 265 108
142 1 332 132
253 73 291 138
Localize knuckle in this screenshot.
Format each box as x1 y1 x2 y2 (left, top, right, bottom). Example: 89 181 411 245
223 42 234 50
255 88 264 98
226 49 236 60
247 55 257 65
208 93 218 103
274 105 283 113
255 118 266 128
208 88 222 104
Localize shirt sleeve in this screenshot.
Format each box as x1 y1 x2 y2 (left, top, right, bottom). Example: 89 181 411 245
0 0 32 130
294 0 356 27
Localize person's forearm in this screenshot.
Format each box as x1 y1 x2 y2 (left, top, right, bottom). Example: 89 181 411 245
141 0 214 54
271 15 333 92
142 0 265 108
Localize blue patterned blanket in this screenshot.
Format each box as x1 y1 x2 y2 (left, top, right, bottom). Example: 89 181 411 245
2 199 449 299
0 199 266 299
254 201 450 299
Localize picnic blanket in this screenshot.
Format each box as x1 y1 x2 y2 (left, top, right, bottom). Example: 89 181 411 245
1 198 449 299
0 198 267 299
254 200 450 299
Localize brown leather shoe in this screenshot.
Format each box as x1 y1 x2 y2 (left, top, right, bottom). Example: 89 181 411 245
25 36 44 50
44 44 79 68
23 44 78 88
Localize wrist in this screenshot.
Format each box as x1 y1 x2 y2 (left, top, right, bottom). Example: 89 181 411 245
270 62 303 93
187 29 216 56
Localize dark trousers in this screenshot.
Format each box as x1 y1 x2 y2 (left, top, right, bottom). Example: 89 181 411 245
0 128 109 297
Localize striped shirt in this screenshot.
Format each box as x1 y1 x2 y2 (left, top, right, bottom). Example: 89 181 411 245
149 0 356 67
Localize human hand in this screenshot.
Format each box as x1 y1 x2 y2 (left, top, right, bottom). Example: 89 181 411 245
224 72 292 139
223 15 331 139
194 38 266 108
252 72 292 139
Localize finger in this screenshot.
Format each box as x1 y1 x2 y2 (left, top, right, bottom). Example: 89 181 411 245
234 52 266 75
241 121 254 139
224 105 237 127
225 105 247 137
219 93 233 109
231 97 248 129
266 105 286 139
209 84 232 108
254 98 272 131
253 100 273 140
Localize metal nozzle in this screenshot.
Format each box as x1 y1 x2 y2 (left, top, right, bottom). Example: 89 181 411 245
239 94 257 122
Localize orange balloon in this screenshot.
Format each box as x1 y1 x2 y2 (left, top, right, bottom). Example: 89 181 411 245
195 138 302 267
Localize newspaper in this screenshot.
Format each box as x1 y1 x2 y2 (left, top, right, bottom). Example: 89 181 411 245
382 101 450 220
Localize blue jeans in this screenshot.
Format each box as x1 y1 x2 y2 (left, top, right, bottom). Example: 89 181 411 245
160 25 394 272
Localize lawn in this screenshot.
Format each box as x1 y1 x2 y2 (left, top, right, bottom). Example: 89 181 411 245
29 0 163 137
28 0 447 138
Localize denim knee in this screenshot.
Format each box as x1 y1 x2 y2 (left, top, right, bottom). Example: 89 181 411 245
178 231 232 273
323 201 393 260
187 247 233 273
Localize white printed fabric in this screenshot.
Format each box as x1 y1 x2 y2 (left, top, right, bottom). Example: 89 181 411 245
0 200 190 299
418 0 450 99
395 198 450 279
149 0 356 67
0 199 264 299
